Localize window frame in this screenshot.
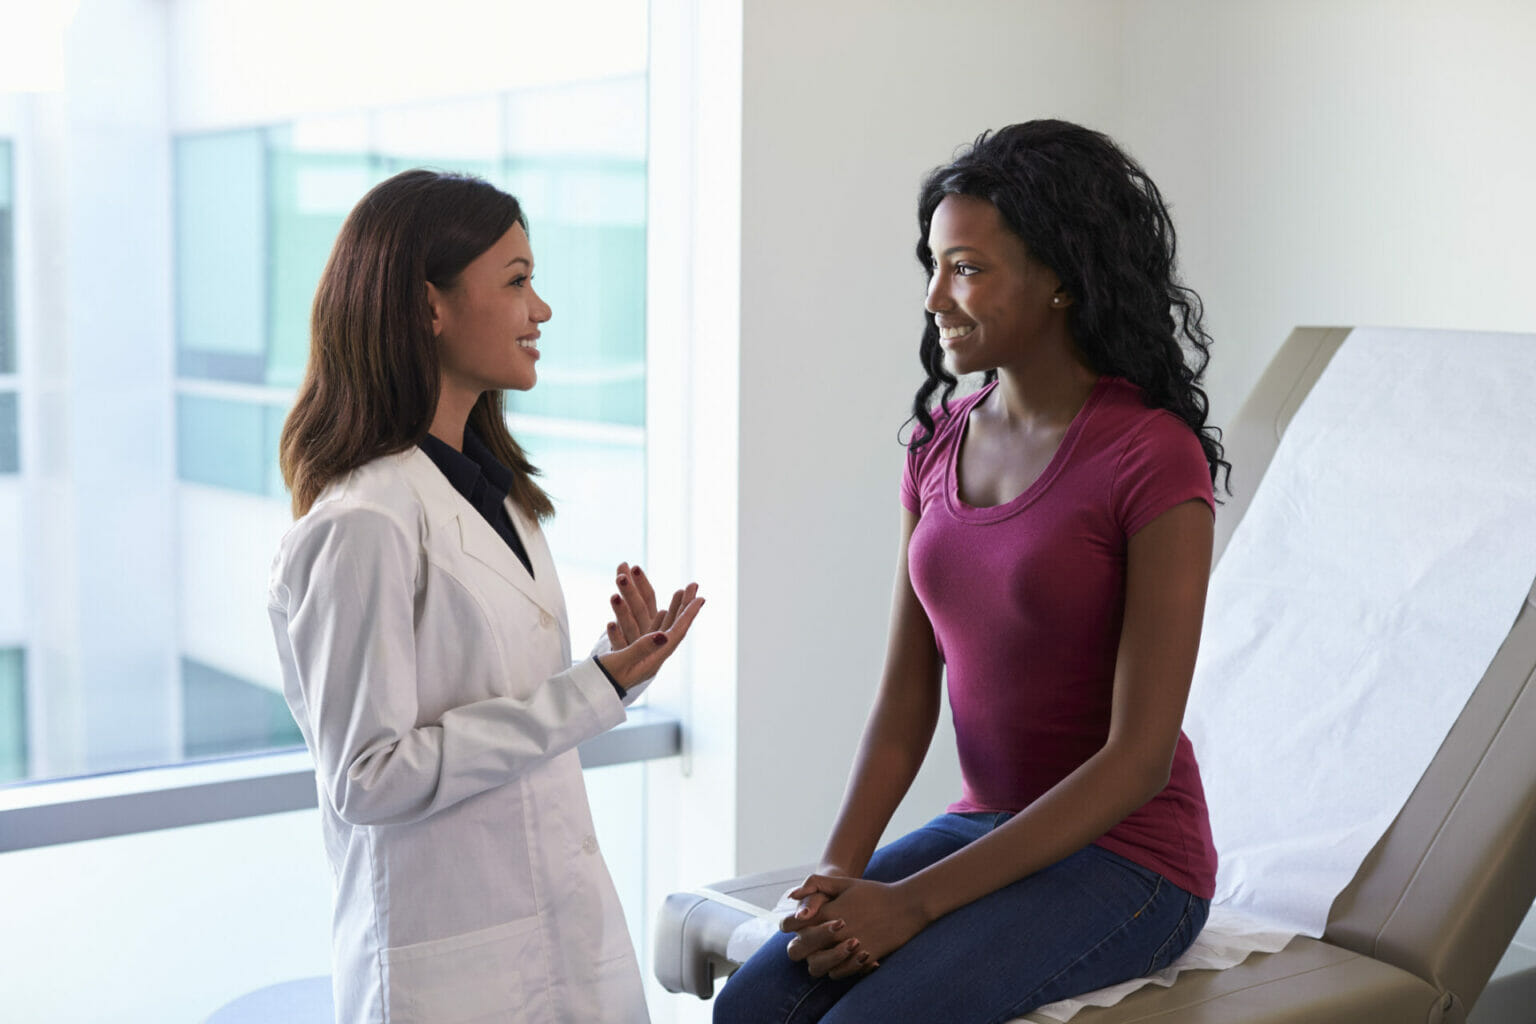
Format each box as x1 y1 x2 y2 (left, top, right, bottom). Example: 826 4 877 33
0 706 679 852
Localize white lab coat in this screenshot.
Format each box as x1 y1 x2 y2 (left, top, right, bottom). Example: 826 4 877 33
268 448 649 1024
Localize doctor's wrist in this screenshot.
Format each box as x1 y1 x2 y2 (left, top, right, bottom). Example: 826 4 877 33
592 656 627 701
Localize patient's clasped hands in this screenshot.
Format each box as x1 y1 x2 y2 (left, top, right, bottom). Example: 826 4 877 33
780 872 930 980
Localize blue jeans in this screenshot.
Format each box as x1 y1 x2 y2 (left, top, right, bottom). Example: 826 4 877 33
713 813 1208 1024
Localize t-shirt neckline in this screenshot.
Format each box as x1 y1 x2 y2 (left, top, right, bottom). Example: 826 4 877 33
945 375 1111 523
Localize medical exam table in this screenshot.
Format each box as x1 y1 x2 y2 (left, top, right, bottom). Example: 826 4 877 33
654 326 1536 1024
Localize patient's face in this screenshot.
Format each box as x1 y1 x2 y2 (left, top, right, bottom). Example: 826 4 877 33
923 194 1065 377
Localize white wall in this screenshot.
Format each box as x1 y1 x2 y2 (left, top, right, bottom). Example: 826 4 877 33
1109 0 1536 428
724 0 1536 883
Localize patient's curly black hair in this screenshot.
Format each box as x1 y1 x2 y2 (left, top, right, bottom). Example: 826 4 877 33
909 119 1230 492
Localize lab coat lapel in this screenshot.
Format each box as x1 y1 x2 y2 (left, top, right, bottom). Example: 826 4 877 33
506 501 568 633
402 449 563 625
453 511 561 624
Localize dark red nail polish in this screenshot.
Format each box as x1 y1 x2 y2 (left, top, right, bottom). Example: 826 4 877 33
651 634 667 646
611 595 622 606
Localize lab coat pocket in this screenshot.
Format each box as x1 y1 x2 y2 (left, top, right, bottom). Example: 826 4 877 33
381 915 543 1024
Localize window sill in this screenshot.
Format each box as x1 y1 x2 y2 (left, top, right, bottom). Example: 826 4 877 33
0 707 680 852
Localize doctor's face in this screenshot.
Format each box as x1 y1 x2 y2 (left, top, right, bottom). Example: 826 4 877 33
429 223 552 400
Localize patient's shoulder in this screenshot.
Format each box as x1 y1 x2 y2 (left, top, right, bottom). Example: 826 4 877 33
1096 380 1213 530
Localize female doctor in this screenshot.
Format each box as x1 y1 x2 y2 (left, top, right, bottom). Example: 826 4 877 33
269 169 702 1024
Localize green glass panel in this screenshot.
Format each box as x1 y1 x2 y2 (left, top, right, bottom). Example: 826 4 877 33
181 657 302 760
265 401 289 498
176 393 278 495
175 131 266 381
0 391 17 474
265 139 392 390
503 156 646 427
1 139 13 376
0 648 26 782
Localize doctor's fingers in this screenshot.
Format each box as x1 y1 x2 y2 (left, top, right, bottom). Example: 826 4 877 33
609 588 646 646
613 570 656 640
626 564 664 628
659 583 697 631
600 595 705 687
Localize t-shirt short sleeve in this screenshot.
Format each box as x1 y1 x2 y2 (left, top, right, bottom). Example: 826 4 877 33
901 401 962 514
900 443 923 513
1111 411 1215 536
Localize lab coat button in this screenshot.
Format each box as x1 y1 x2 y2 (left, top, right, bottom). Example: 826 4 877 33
582 834 598 855
539 611 554 629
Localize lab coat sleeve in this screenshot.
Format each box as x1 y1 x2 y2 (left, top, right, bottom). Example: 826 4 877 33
588 632 653 706
273 503 625 827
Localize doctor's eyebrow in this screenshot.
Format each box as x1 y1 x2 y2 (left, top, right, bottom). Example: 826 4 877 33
505 256 531 268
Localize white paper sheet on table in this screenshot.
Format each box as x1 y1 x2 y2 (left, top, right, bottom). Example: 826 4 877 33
729 328 1536 1022
1191 327 1536 932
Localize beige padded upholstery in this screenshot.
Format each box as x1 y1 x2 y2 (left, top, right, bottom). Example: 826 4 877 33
654 328 1536 1024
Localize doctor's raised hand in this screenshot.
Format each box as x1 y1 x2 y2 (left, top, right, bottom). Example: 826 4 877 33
268 170 690 1024
601 562 704 690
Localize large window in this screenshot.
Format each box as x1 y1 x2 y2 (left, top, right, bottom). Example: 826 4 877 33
0 4 669 1019
0 138 15 477
1 82 647 783
0 5 663 1018
0 648 23 782
1 141 19 782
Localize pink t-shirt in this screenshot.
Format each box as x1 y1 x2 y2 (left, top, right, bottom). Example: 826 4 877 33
900 376 1217 899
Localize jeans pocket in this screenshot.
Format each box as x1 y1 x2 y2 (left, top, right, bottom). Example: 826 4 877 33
1145 894 1208 975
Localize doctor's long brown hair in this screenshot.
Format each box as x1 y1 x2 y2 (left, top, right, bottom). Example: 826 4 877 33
280 169 554 520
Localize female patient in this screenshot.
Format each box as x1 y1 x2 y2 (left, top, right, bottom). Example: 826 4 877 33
716 120 1228 1023
269 169 702 1023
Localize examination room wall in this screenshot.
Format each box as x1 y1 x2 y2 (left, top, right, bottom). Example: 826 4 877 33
728 0 1536 880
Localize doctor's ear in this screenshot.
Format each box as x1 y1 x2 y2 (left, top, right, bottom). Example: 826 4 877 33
425 282 445 338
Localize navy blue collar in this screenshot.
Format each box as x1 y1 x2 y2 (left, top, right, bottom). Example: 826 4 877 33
417 426 535 578
419 427 513 500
